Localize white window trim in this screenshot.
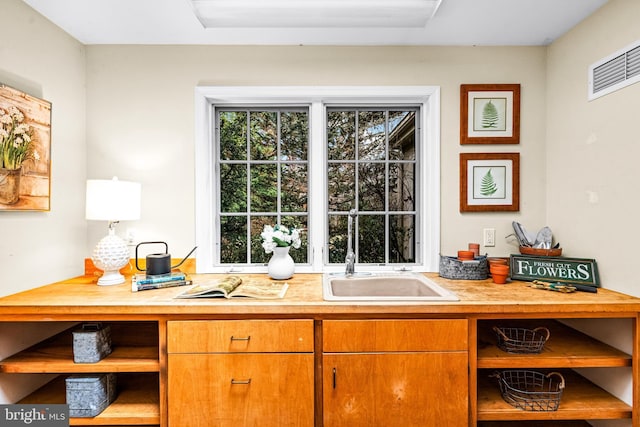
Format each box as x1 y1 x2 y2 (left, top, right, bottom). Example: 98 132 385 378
194 86 440 274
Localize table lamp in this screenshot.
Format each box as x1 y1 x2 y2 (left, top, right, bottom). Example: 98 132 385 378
86 177 141 285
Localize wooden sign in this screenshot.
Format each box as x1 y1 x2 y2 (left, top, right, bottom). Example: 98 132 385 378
510 255 600 287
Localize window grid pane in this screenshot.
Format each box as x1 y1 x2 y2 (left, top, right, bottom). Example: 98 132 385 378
326 108 418 266
217 108 309 265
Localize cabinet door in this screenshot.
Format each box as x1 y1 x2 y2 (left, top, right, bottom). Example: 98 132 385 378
168 353 314 427
323 352 468 427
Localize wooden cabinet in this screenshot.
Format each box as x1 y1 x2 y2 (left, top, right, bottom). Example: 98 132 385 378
322 319 469 427
0 321 160 426
476 319 633 424
166 319 314 427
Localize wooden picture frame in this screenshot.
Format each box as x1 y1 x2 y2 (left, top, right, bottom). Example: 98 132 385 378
460 152 519 212
460 84 520 145
0 84 52 211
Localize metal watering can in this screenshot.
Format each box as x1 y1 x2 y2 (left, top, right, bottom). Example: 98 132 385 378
135 241 197 276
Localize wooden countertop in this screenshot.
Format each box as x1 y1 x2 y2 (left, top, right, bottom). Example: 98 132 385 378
1 273 639 319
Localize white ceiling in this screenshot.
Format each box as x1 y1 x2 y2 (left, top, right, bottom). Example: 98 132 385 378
22 0 609 46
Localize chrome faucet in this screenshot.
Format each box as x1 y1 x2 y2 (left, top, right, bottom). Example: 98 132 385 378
345 209 357 276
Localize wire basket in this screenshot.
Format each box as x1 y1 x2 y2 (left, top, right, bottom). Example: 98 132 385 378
492 370 565 411
493 326 550 354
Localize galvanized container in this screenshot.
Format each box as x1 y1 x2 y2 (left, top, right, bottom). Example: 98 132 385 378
65 373 117 417
72 323 112 363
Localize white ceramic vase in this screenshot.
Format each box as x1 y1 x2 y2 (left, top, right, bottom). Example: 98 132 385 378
267 246 295 280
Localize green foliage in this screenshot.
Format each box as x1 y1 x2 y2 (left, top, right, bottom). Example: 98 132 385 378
480 169 498 196
218 109 308 265
219 107 417 266
482 100 499 129
327 109 417 265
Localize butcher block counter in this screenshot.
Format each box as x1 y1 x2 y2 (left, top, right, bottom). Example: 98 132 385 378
0 273 639 427
0 272 638 317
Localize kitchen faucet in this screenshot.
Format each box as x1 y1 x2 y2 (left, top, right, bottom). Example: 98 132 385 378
345 209 357 276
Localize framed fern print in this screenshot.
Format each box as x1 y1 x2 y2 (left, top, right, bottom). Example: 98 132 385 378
460 153 519 212
460 84 520 144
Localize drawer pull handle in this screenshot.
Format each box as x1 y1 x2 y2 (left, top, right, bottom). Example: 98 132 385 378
230 335 251 341
231 378 252 385
333 367 337 389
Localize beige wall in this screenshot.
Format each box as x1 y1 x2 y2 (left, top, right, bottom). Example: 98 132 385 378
0 0 87 297
547 0 640 298
85 45 548 263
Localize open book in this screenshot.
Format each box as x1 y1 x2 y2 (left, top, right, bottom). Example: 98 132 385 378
175 275 289 299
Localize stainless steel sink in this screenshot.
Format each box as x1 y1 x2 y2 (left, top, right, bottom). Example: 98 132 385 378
322 272 459 302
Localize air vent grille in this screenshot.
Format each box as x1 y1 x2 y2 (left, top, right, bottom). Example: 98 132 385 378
589 40 640 100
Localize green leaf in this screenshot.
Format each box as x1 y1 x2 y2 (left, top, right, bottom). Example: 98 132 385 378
480 169 498 196
482 100 499 129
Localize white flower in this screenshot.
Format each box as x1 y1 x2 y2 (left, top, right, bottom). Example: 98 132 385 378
0 105 36 170
261 224 302 253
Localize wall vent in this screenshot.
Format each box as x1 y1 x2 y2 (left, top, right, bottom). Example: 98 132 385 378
589 40 640 100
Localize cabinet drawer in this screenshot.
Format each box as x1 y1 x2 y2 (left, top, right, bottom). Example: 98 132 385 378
167 320 314 353
168 353 314 427
323 319 468 352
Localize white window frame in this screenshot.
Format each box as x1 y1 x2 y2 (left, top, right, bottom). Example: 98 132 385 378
194 86 440 274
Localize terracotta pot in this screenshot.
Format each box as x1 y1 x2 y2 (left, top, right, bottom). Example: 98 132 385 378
492 273 508 284
468 243 480 257
490 264 509 274
458 250 475 261
488 257 509 266
490 264 509 284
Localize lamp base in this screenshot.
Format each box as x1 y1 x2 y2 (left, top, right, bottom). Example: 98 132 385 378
92 230 129 286
97 270 125 286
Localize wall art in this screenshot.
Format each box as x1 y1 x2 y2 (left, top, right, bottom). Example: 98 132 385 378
0 84 52 211
460 84 520 145
460 152 519 212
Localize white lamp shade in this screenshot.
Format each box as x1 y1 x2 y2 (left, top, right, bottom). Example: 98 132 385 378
86 178 141 222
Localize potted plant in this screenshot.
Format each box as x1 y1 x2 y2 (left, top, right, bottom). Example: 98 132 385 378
261 224 302 280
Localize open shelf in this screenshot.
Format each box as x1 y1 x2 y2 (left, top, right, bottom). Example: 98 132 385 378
19 373 160 426
477 369 631 421
0 321 159 373
477 319 631 369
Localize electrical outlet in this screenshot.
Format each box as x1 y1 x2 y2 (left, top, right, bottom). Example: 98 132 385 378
126 228 137 245
483 228 496 247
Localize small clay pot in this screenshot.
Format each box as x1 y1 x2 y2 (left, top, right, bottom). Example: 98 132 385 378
458 250 475 261
490 264 509 274
488 257 509 266
492 273 508 284
490 264 509 284
468 243 480 257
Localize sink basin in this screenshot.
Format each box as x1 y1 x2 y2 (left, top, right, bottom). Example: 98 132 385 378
322 272 459 302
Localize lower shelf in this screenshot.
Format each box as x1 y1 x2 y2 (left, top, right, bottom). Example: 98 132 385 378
477 369 631 421
19 373 159 426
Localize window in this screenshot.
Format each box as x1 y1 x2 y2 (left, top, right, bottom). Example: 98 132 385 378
195 87 440 273
217 108 309 265
326 108 418 265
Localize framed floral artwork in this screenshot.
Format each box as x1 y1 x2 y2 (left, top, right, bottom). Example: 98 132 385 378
0 84 52 211
460 84 520 145
460 152 519 212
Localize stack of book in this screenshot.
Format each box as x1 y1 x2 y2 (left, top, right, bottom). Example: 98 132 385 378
131 271 192 292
